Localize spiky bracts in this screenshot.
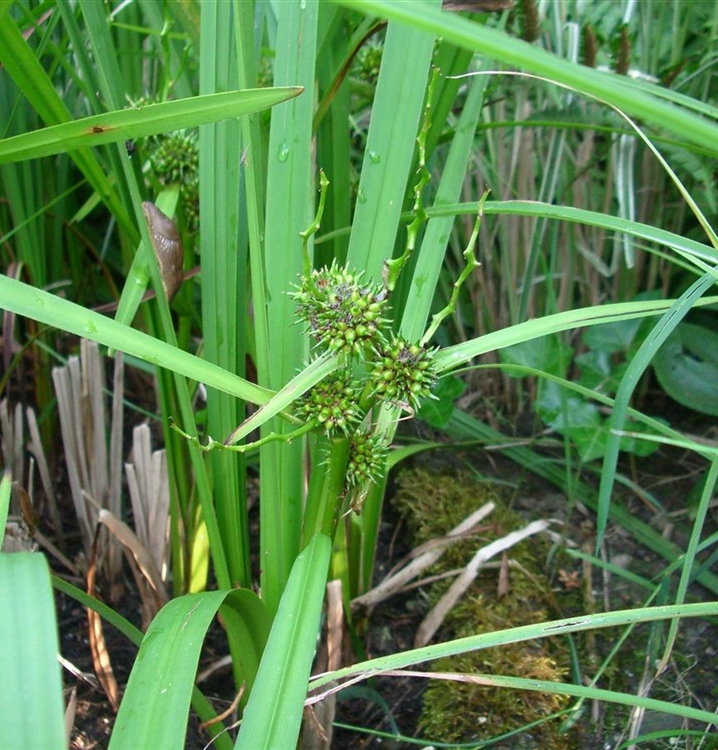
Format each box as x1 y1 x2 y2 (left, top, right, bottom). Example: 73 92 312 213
291 263 389 356
370 336 437 413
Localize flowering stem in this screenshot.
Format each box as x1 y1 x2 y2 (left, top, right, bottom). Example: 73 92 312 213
420 188 488 347
300 169 330 282
302 434 351 545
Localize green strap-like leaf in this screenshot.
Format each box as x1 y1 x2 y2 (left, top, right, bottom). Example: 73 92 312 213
236 533 332 750
109 589 270 750
0 88 303 164
345 1 439 282
0 553 66 750
0 273 271 406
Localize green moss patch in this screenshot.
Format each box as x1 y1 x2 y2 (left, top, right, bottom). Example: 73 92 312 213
392 467 576 747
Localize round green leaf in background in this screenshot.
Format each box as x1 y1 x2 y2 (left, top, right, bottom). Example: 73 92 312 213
653 322 718 417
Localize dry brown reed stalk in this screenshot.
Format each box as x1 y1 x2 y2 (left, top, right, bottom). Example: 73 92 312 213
124 423 170 582
0 399 68 560
52 339 124 598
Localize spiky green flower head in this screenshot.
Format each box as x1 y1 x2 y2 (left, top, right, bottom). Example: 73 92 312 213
346 431 388 490
371 336 437 412
295 370 363 435
149 130 200 233
355 40 383 85
150 130 199 185
292 262 389 356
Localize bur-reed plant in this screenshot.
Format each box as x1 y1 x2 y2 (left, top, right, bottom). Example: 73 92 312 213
1 1 718 748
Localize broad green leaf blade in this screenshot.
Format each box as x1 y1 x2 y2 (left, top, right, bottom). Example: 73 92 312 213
346 2 438 281
653 322 718 417
109 589 270 750
416 375 466 429
0 553 66 750
198 0 252 589
259 0 319 616
0 274 271 406
220 592 273 695
0 88 303 164
50 577 235 749
236 533 332 750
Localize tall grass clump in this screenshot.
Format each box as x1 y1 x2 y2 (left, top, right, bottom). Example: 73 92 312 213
1 1 717 748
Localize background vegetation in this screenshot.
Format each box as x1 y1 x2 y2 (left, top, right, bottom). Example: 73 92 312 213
1 0 717 748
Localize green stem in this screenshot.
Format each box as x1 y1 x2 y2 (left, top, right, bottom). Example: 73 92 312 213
169 417 314 454
302 434 351 545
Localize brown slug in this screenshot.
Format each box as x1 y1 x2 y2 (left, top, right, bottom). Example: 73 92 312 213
142 201 184 301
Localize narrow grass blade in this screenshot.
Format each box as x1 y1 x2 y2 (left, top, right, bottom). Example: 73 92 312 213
436 200 718 270
658 457 718 673
401 68 489 341
108 589 269 750
0 553 66 750
444 407 718 595
433 294 718 374
379 669 718 727
596 271 718 547
310 601 718 692
0 11 134 237
236 533 332 750
225 351 340 445
51 575 144 647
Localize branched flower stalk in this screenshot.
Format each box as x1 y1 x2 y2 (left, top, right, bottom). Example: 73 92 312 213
171 133 485 531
